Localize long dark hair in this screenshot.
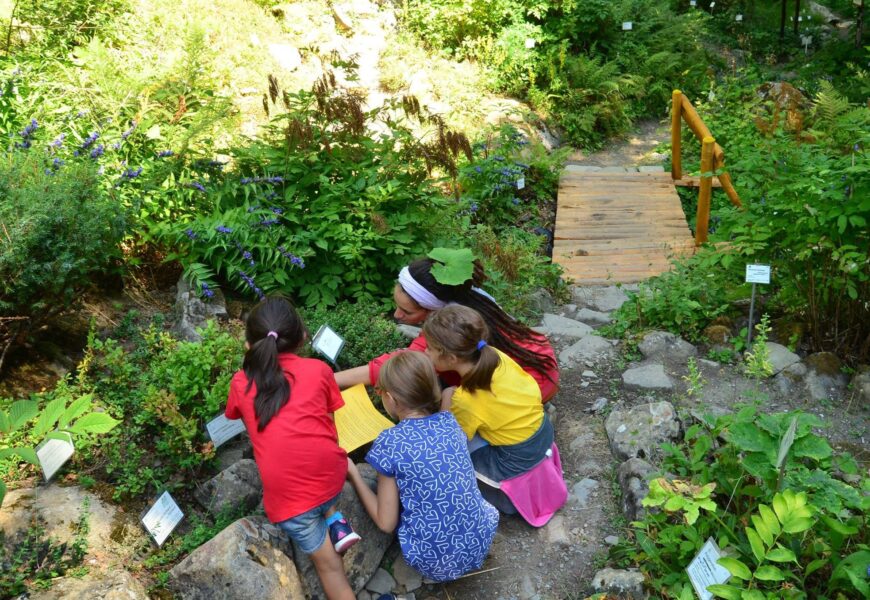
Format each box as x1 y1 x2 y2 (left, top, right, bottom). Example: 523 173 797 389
408 258 556 383
243 297 306 431
422 305 500 393
378 352 441 416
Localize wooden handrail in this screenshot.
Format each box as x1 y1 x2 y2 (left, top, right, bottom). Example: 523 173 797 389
671 90 742 246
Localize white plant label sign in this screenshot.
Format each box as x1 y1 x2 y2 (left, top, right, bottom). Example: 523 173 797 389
690 0 696 6
622 21 633 30
206 413 246 448
686 538 731 600
735 14 743 21
312 324 345 363
745 264 771 285
36 432 74 481
141 491 184 546
524 38 536 49
516 177 525 190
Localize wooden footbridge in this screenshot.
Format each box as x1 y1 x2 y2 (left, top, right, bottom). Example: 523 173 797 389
553 91 742 284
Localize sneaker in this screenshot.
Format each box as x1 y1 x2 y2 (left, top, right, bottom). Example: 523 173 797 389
326 512 361 554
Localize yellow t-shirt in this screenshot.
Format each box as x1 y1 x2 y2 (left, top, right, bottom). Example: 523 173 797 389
450 348 544 446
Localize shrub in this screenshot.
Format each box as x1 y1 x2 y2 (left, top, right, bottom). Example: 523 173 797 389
161 74 465 307
0 150 125 368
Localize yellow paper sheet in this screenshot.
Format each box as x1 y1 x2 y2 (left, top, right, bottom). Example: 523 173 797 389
335 384 394 452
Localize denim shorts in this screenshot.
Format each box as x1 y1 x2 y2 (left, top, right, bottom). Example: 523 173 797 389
276 493 339 554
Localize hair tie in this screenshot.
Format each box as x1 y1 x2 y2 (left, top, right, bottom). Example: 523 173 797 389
267 331 278 340
476 340 487 351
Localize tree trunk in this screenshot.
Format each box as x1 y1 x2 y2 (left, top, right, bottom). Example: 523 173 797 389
794 0 801 35
780 0 788 40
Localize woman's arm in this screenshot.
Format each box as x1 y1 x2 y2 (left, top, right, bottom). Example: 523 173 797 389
346 459 400 534
334 365 372 389
440 386 456 411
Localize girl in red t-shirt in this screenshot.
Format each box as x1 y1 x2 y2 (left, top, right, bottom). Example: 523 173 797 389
225 297 359 600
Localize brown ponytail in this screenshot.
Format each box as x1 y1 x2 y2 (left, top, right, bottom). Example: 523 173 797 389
422 305 500 393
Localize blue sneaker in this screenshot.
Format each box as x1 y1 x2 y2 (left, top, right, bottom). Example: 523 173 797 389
326 511 361 554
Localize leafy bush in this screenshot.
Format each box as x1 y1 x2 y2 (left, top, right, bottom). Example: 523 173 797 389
161 74 464 306
0 148 126 367
301 299 409 370
618 405 869 599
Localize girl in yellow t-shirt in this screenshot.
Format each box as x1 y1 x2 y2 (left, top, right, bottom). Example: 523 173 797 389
421 305 554 514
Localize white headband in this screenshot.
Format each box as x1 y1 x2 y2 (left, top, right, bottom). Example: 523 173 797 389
398 266 447 311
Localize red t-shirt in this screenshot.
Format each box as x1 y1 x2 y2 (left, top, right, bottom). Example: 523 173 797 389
225 353 347 523
368 334 560 402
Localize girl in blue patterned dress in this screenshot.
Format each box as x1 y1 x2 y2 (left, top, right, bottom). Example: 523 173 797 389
345 352 499 583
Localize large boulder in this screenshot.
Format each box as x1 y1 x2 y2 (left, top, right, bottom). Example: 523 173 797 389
31 570 148 600
559 334 616 367
621 363 675 391
765 342 801 375
195 459 263 516
803 352 848 402
173 276 229 342
168 516 306 600
604 402 681 461
637 331 697 366
617 458 656 522
539 313 594 340
292 464 394 597
572 285 631 313
851 367 870 406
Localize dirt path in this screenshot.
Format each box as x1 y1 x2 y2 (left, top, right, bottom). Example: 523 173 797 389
566 119 670 167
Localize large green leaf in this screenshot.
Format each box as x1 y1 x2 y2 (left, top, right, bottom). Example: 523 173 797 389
68 412 120 435
765 547 797 563
746 527 766 564
754 565 785 581
32 396 67 438
758 504 780 537
9 399 38 430
0 410 10 434
751 514 773 547
830 550 870 597
427 247 474 285
0 446 38 465
718 557 752 580
58 394 93 430
727 423 776 455
821 515 859 536
791 435 832 461
707 584 743 600
775 416 798 469
739 590 765 600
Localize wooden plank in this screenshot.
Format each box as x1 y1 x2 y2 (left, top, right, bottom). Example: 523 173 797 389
674 177 723 189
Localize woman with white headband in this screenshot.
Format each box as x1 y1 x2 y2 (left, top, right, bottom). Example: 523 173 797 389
334 257 559 402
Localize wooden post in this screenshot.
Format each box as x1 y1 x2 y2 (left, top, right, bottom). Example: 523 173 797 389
794 0 801 34
697 136 715 246
671 90 682 181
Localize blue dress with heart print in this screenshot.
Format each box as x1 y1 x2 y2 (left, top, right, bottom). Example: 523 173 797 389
366 411 499 582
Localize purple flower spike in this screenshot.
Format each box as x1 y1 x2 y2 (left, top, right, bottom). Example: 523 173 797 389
215 225 233 234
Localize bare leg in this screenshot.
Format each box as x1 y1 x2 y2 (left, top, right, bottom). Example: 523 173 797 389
309 536 355 600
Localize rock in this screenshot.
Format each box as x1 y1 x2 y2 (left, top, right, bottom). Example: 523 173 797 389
293 464 393 595
604 402 681 461
396 324 421 340
765 342 801 375
542 515 569 546
539 314 594 339
617 458 656 522
585 397 609 414
637 166 664 173
604 535 619 545
559 335 615 367
851 368 870 406
622 363 674 391
195 459 262 516
581 370 596 378
591 568 646 599
173 276 229 342
573 285 631 313
534 123 561 150
216 437 254 470
268 44 302 72
637 331 697 365
31 569 148 600
774 362 807 396
545 402 559 430
570 478 599 508
168 516 306 600
392 555 423 593
804 352 848 401
564 165 602 173
526 288 556 315
365 568 396 595
574 308 612 326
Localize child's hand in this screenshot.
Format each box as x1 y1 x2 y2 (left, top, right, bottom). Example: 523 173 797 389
441 386 456 411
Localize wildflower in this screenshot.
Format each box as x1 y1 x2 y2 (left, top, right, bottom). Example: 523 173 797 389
97 165 105 175
215 225 233 234
185 228 197 239
121 122 136 139
112 142 121 151
81 131 100 150
52 157 64 169
515 162 529 169
50 133 65 148
157 150 174 157
474 166 482 173
247 205 260 213
512 198 520 205
243 251 255 266
238 270 264 299
201 282 214 299
494 155 505 161
186 181 206 192
240 177 253 184
122 166 143 178
470 202 479 213
259 218 280 226
278 246 305 268
75 110 87 118
20 118 38 137
271 207 283 215
855 143 861 152
89 144 105 159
